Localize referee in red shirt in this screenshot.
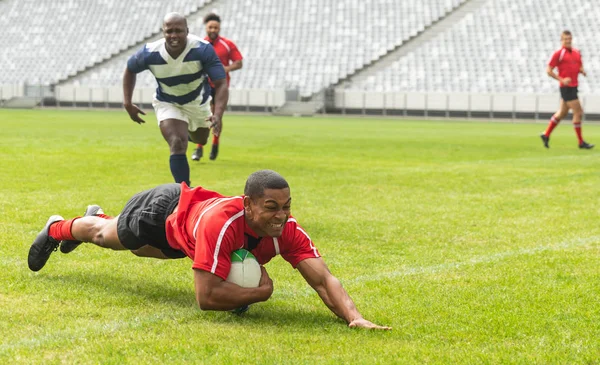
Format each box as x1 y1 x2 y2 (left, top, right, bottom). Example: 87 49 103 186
192 13 243 161
541 30 593 149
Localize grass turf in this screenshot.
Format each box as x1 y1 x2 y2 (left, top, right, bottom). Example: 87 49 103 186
1 109 599 364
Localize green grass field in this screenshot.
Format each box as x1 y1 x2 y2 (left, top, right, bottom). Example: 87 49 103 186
1 109 600 364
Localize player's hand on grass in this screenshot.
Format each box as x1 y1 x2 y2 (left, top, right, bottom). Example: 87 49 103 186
206 115 222 136
124 103 146 124
561 77 572 86
348 318 392 330
258 265 274 300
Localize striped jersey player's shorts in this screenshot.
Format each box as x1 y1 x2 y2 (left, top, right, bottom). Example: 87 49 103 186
152 94 213 132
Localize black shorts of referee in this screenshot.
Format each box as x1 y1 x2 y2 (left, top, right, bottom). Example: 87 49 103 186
560 87 578 102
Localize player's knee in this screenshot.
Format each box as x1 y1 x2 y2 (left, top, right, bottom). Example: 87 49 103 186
130 249 144 257
92 223 114 249
167 135 187 154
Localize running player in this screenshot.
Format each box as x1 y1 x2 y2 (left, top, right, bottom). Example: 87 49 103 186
27 170 390 330
123 12 229 185
541 30 593 149
192 13 243 162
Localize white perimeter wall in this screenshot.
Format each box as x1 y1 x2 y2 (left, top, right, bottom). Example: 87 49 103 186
53 86 286 109
334 89 600 114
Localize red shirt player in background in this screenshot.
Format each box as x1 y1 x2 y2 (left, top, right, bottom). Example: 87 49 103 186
541 30 594 149
192 13 244 162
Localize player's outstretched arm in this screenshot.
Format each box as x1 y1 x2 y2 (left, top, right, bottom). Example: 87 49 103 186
122 67 146 124
193 266 273 311
296 258 391 330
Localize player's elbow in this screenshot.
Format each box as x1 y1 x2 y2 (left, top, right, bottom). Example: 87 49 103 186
196 294 216 311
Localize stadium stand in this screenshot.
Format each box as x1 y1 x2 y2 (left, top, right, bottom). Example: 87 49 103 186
65 0 467 97
0 0 209 85
349 0 600 95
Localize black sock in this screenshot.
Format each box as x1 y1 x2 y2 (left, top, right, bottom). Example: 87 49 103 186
169 154 190 185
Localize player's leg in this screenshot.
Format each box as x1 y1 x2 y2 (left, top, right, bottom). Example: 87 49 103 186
160 118 191 185
541 99 568 148
189 128 210 146
185 99 214 163
28 214 127 272
567 98 594 149
131 245 171 259
209 99 220 160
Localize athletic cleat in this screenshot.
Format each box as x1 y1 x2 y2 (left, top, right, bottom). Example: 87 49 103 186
540 133 550 148
191 147 203 161
60 205 103 254
209 144 219 160
579 141 595 149
28 215 64 271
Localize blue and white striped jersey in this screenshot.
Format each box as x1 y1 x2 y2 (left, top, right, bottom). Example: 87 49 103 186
127 35 226 105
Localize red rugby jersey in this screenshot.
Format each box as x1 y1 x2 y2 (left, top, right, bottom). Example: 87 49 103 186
548 47 583 87
205 35 243 86
165 183 320 280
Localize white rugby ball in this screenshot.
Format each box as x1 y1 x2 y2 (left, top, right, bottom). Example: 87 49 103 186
226 249 262 288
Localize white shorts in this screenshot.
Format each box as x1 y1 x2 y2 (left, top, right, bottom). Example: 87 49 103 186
152 96 212 132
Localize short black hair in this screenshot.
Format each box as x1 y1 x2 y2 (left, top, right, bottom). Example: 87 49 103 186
244 170 289 199
204 13 221 24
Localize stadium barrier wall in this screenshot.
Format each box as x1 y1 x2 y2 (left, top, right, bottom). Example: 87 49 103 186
0 83 25 104
328 89 600 120
49 86 286 112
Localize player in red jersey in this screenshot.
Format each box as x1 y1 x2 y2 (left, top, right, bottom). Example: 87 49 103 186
541 30 594 149
27 170 390 330
192 13 243 162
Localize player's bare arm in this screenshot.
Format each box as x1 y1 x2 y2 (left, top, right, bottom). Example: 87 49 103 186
194 266 273 311
206 78 229 136
297 257 391 330
224 60 243 73
122 67 146 124
546 65 571 86
580 65 587 77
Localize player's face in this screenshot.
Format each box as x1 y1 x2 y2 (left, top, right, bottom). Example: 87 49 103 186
244 188 291 237
163 20 188 53
205 20 220 40
561 34 572 49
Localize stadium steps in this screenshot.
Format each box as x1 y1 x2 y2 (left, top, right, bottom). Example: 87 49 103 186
331 0 488 91
273 101 324 117
57 1 217 86
2 96 41 109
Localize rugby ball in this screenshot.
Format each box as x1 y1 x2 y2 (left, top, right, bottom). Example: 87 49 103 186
226 249 261 288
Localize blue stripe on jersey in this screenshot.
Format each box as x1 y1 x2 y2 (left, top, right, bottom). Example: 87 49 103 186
184 45 226 81
156 69 204 87
156 82 212 105
126 49 167 73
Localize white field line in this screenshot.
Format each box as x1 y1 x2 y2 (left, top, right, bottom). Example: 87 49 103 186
346 235 600 284
1 235 598 353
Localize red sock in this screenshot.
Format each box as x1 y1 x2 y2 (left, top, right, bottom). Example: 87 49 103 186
544 116 560 137
97 214 112 219
212 135 219 145
48 217 80 241
574 123 583 144
197 144 203 149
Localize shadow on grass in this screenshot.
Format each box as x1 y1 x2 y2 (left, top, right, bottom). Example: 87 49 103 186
36 271 343 328
38 271 196 307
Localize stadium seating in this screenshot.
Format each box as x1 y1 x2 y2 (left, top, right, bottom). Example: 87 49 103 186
65 0 466 97
350 0 600 94
0 0 209 85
